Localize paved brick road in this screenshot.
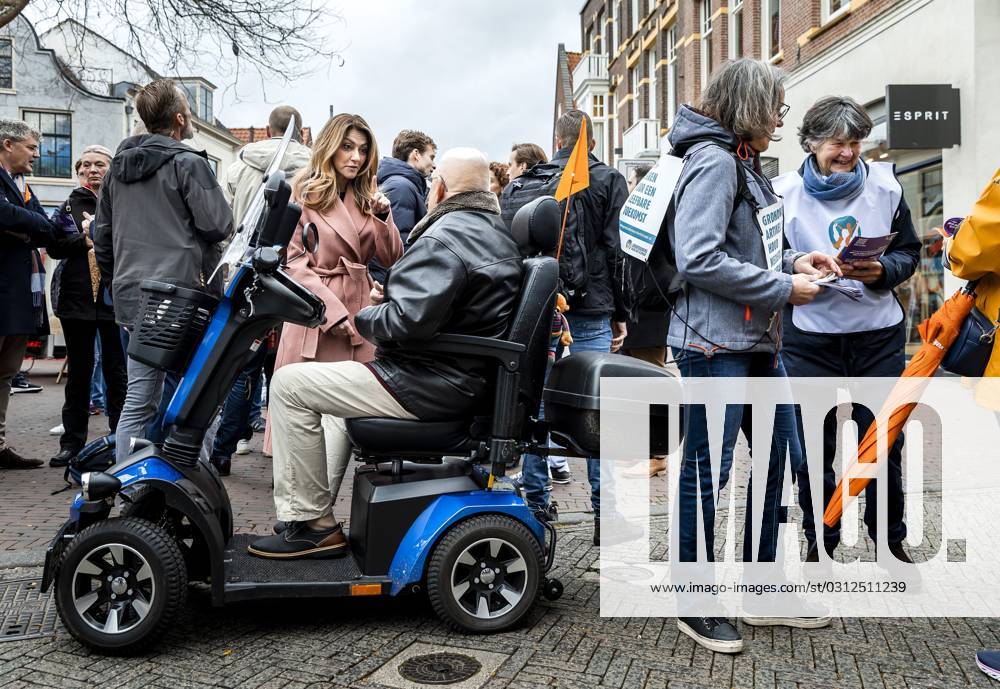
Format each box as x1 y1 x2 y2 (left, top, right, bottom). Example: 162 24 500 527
1 362 995 689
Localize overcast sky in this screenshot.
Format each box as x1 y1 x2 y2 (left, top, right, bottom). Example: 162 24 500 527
207 1 582 163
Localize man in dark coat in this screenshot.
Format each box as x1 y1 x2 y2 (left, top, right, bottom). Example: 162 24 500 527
369 129 436 283
0 119 54 469
93 79 233 456
47 145 127 467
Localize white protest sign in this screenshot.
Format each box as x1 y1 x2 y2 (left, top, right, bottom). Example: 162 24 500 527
619 152 683 263
755 200 784 272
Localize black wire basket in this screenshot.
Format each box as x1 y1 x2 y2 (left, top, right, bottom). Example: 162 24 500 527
128 280 218 373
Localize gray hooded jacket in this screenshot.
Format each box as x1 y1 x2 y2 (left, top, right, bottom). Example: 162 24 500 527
666 106 804 355
94 134 233 329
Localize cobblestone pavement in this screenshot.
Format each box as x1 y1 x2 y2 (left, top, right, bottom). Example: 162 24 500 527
1 362 994 689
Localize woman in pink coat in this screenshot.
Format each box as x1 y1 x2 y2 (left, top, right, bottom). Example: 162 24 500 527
264 113 403 468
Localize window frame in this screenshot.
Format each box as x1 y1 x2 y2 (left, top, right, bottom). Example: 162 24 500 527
612 1 620 54
592 93 606 118
647 48 657 122
729 0 744 59
20 109 73 179
822 0 849 24
629 65 639 127
761 0 782 60
666 24 678 127
700 0 713 90
0 36 13 92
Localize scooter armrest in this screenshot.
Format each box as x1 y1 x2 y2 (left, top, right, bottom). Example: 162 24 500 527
407 334 525 371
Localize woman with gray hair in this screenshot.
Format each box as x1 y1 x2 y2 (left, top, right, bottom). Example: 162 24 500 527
47 142 127 468
667 59 839 653
774 96 921 564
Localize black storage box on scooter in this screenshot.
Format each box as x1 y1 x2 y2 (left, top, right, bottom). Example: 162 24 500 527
128 280 218 373
542 351 679 456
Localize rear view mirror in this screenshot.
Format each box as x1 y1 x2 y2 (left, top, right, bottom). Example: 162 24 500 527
302 223 319 254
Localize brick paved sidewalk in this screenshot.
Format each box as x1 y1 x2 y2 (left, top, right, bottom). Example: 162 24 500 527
1 362 997 689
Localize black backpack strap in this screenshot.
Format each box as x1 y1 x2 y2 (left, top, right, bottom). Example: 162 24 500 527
729 152 760 214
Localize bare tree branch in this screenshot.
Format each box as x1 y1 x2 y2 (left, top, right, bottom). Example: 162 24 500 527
18 0 344 83
0 0 30 29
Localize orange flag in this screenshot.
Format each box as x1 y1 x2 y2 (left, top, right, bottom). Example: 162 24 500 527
554 120 590 201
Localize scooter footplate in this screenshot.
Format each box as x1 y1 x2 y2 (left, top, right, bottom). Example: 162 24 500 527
224 534 362 584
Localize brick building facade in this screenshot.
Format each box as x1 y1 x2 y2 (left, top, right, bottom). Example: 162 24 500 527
568 0 911 167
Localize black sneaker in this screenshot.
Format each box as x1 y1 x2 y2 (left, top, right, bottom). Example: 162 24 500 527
248 522 347 559
210 458 231 476
250 418 266 433
0 447 43 469
49 448 77 468
532 501 558 523
805 541 837 562
9 372 42 394
677 617 744 654
550 467 572 484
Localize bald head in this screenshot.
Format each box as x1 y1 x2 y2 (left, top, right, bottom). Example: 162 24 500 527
438 148 490 194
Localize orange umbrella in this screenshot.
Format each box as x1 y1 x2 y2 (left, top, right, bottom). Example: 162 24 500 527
823 287 977 527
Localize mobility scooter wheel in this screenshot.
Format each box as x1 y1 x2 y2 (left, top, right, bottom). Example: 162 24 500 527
426 515 542 633
54 517 188 654
542 578 564 601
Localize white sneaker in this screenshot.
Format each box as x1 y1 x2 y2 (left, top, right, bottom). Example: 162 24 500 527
235 439 252 455
49 424 64 435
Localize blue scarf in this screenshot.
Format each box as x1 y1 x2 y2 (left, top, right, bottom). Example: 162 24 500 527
802 155 867 201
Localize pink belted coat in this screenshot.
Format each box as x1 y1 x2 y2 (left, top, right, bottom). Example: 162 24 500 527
263 187 403 451
275 189 403 367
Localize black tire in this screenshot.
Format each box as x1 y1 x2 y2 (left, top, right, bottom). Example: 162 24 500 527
426 514 542 633
54 517 187 654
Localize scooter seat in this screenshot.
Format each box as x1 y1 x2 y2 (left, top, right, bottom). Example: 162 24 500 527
345 417 478 455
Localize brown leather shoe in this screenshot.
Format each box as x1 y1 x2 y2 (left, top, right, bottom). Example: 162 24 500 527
0 447 43 469
247 521 347 559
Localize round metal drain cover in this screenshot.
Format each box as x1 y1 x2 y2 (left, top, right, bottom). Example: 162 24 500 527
398 652 482 685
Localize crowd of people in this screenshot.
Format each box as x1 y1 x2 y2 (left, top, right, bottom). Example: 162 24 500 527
0 56 991 658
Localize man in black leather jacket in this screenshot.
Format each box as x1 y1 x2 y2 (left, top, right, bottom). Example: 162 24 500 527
250 148 523 560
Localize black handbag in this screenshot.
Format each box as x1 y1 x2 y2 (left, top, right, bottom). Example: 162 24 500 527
941 280 998 377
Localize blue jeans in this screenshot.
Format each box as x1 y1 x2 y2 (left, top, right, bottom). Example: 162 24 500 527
523 313 611 515
90 335 106 408
673 348 804 563
211 347 267 462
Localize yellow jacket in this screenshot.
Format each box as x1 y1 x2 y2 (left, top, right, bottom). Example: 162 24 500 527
947 166 1000 408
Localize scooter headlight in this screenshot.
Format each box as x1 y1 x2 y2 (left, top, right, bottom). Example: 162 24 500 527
80 471 122 501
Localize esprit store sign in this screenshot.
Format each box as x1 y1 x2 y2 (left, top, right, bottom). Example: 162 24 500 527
886 84 961 149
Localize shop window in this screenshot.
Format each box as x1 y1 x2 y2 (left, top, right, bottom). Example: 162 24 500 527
895 164 945 355
0 38 12 90
21 110 71 178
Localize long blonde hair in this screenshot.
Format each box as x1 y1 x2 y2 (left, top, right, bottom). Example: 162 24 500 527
294 113 379 215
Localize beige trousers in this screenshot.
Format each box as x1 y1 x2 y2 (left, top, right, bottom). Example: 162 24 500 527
269 360 416 522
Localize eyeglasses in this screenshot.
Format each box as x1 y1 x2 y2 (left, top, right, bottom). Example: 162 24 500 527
778 103 790 119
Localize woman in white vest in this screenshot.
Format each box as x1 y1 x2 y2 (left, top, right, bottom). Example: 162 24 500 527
773 96 921 564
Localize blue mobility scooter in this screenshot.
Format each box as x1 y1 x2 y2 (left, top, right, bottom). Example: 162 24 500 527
40 130 673 653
